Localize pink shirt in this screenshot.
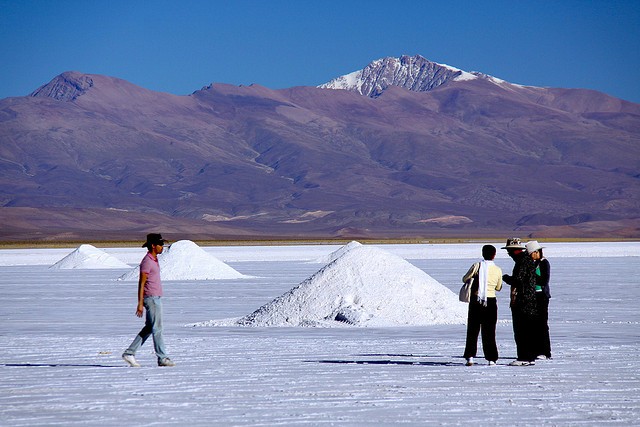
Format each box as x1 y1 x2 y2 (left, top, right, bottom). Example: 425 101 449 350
140 253 163 297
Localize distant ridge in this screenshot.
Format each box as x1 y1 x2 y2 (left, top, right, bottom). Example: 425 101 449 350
1 55 639 241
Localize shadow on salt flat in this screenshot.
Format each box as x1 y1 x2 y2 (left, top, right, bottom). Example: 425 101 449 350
312 359 462 367
1 363 121 368
310 353 522 367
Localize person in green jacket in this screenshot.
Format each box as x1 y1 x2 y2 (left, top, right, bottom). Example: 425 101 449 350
527 240 552 360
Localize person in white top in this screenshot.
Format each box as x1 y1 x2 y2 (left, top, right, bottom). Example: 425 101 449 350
462 245 503 366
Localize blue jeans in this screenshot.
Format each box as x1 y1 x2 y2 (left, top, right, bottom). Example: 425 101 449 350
124 296 168 360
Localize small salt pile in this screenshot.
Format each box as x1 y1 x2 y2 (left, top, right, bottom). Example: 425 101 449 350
50 244 130 269
197 245 467 327
118 240 247 281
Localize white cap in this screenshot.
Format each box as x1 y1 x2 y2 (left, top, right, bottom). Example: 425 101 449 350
526 240 544 253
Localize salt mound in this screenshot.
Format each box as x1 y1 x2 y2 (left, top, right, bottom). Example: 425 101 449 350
313 240 362 264
197 245 467 327
50 244 130 269
118 240 247 281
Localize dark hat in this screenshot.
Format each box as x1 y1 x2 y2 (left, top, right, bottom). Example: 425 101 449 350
142 233 168 248
501 237 525 250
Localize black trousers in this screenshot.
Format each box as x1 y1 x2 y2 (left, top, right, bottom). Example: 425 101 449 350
511 307 538 362
535 293 552 358
463 297 498 361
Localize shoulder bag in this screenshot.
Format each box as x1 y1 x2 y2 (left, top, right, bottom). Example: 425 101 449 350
459 262 480 303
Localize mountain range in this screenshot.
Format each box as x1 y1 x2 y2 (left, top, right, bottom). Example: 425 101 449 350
1 55 639 242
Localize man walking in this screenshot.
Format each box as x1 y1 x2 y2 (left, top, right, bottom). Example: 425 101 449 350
122 233 175 367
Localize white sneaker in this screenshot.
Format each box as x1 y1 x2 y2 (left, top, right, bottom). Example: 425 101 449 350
488 361 496 366
158 357 175 367
122 353 140 367
465 357 474 366
536 355 548 360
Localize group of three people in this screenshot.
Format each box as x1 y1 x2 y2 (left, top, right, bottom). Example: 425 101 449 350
462 238 552 366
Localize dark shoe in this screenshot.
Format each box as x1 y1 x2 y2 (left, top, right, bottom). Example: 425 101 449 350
509 360 533 366
158 357 175 367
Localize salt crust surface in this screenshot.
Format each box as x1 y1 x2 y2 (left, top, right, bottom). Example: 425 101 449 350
49 244 130 269
118 240 247 281
1 243 638 426
2 241 638 267
196 244 467 327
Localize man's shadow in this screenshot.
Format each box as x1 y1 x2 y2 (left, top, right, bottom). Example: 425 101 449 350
310 353 465 367
1 363 121 368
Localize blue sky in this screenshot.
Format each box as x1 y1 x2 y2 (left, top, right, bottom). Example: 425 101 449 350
1 0 639 103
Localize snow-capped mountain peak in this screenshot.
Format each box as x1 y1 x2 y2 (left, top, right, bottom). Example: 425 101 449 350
319 55 480 97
